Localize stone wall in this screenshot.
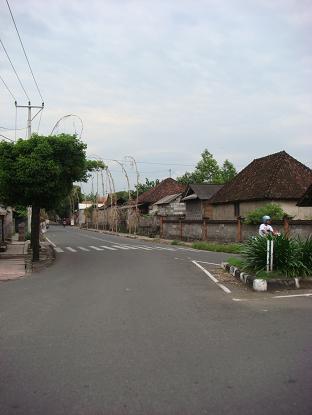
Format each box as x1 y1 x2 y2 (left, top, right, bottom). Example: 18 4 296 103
162 218 312 243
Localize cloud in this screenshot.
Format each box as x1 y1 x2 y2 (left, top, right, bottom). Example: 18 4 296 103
0 0 311 191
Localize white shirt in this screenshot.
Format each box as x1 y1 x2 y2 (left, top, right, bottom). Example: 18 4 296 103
259 223 273 237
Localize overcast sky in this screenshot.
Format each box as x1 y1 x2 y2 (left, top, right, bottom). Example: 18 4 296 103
0 0 311 192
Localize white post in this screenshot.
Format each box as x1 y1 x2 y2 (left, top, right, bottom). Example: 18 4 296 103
266 239 270 272
270 239 274 271
27 101 31 139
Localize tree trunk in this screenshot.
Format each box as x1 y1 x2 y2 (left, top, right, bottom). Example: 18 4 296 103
31 206 40 262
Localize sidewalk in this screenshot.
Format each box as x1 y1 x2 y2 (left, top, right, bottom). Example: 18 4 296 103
0 241 27 281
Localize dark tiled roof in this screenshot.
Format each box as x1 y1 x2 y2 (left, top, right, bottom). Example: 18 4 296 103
182 184 223 201
211 151 312 204
297 183 312 207
138 178 186 204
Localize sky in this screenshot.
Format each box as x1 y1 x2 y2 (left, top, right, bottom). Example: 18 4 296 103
0 0 311 193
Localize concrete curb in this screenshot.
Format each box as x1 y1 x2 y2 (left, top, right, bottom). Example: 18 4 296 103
221 262 312 292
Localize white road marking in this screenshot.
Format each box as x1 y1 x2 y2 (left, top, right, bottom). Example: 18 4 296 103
194 260 221 266
89 246 104 251
77 246 90 251
55 247 64 253
118 245 139 250
65 247 77 252
134 246 154 250
100 245 117 251
112 245 129 250
273 293 312 299
192 260 231 294
192 260 219 283
45 237 56 247
218 283 232 294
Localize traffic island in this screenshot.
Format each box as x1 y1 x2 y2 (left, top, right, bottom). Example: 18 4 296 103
221 262 312 292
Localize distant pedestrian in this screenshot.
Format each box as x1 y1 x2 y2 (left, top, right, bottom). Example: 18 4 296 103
259 216 279 237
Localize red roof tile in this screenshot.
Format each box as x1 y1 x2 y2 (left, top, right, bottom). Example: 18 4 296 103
138 178 186 204
211 151 312 204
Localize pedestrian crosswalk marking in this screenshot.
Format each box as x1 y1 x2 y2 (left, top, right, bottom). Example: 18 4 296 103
89 246 104 251
78 246 90 251
66 247 77 252
100 245 117 251
55 244 181 254
55 247 64 253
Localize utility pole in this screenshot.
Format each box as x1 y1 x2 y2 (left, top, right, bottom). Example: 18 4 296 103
15 101 44 139
15 101 44 233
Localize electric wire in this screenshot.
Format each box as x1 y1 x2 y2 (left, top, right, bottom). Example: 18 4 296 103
37 107 43 133
0 37 30 101
5 0 44 102
0 73 16 100
0 125 27 131
0 134 14 142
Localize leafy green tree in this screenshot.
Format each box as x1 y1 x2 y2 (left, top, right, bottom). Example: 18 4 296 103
176 149 236 184
0 134 94 261
245 203 287 224
134 178 160 196
220 159 237 183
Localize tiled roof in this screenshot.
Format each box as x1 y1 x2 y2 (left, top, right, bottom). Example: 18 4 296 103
211 151 312 204
138 178 186 204
182 184 223 201
297 183 312 207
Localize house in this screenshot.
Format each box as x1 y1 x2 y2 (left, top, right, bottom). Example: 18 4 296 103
137 178 186 214
0 205 13 244
182 184 223 220
210 151 312 220
150 193 185 217
297 183 312 208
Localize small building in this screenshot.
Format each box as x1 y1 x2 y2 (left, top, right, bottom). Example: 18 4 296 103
210 151 312 220
182 184 223 220
137 178 186 214
150 193 185 217
297 183 312 207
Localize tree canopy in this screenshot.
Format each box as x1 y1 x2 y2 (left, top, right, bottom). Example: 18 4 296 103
176 149 237 185
134 178 160 196
0 133 95 260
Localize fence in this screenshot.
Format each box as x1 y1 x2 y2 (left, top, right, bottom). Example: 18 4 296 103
160 217 312 243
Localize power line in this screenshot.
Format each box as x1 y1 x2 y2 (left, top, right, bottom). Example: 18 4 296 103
0 133 14 142
0 37 30 101
0 73 16 100
5 0 44 102
100 158 196 167
0 125 27 131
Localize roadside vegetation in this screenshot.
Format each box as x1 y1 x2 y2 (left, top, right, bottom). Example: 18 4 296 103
192 241 242 254
228 234 312 279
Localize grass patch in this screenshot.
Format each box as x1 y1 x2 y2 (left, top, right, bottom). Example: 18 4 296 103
192 241 242 254
227 257 245 268
171 240 182 246
255 270 287 280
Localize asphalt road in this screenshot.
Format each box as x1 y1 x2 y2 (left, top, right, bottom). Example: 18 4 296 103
0 225 311 415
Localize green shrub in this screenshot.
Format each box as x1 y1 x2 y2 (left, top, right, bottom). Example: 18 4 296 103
171 240 181 245
25 231 31 241
227 257 245 268
241 234 311 277
245 203 286 225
